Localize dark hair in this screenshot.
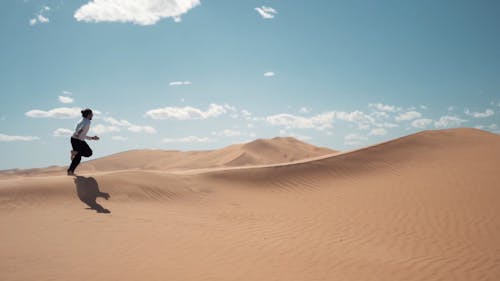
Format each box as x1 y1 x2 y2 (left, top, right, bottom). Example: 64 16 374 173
81 108 93 118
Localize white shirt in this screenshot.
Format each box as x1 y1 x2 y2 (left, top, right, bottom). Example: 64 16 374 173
72 118 92 140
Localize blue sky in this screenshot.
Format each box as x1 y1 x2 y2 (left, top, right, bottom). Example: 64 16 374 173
1 0 499 170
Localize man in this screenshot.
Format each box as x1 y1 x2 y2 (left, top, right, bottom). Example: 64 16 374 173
68 108 99 176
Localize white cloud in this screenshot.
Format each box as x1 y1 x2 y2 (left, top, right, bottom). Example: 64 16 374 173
62 90 72 95
368 103 400 112
368 128 387 136
145 103 228 120
448 106 455 111
299 107 310 114
223 104 237 112
25 107 81 119
464 108 494 118
241 110 252 120
434 116 467 128
344 134 367 146
334 111 375 129
0 133 40 142
264 72 275 77
74 0 201 25
162 136 214 143
335 111 374 122
211 129 256 138
374 122 399 128
411 118 433 129
103 117 132 127
212 129 242 137
169 81 192 86
395 111 422 121
266 112 334 130
91 124 120 134
279 130 312 141
420 105 428 110
37 15 49 23
127 125 156 134
58 96 74 104
53 128 73 137
475 124 498 130
255 6 277 19
112 136 128 141
29 6 51 26
102 117 156 134
370 111 390 119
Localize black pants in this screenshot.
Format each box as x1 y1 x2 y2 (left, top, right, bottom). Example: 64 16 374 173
69 137 93 172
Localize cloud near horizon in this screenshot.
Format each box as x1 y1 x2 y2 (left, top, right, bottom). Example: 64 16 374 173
145 103 230 120
0 133 40 142
91 124 120 134
58 96 74 104
211 129 256 138
266 112 334 130
411 118 433 129
53 128 73 137
102 117 156 134
368 128 387 136
112 136 128 141
395 111 422 122
127 125 157 134
265 109 401 131
25 107 82 119
434 115 467 128
334 111 375 129
74 0 201 25
162 136 214 143
344 133 367 146
368 103 401 112
465 108 494 118
475 124 498 130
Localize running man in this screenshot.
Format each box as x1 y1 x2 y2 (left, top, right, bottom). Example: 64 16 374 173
68 108 99 176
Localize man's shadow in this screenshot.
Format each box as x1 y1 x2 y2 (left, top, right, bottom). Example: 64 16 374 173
74 176 111 214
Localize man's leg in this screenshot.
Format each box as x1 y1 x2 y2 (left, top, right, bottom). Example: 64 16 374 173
80 141 93 158
68 138 85 174
68 153 82 173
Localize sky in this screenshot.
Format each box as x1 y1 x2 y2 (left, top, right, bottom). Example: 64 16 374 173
1 0 499 170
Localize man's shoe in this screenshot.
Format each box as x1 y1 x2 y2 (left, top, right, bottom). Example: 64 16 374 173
67 170 75 176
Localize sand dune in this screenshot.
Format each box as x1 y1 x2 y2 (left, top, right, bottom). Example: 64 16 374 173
0 137 335 178
81 136 336 171
1 128 499 281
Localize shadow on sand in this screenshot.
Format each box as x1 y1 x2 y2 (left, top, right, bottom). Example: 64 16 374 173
74 176 111 214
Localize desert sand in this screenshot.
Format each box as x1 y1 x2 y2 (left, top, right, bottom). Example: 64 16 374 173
1 128 499 281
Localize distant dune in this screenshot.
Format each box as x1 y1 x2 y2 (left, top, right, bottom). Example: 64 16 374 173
80 136 336 172
1 128 499 281
0 136 336 177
